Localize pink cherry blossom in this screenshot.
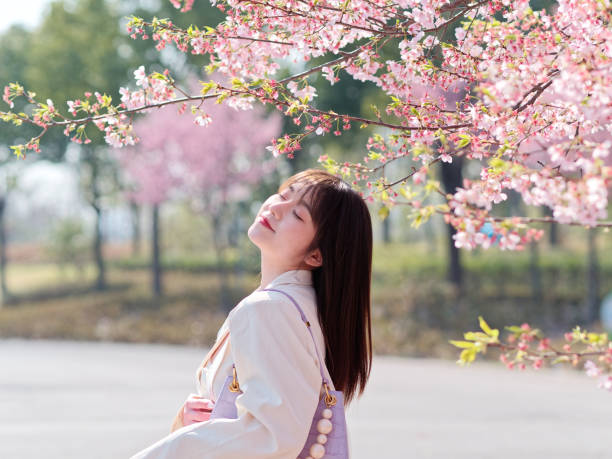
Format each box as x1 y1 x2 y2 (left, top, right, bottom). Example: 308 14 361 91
4 0 612 250
116 86 281 207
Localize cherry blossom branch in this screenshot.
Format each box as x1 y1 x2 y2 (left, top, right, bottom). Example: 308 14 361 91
450 318 612 391
137 18 297 46
484 215 612 228
512 72 558 113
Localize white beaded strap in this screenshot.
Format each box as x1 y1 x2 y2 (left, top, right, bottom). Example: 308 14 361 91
261 288 330 386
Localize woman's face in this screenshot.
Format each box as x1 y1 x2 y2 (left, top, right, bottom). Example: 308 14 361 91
248 182 321 269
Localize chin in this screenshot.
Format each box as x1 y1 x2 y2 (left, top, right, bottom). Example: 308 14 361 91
246 225 262 246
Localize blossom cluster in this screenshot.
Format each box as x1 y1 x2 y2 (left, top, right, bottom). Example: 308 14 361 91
451 317 612 392
0 65 180 153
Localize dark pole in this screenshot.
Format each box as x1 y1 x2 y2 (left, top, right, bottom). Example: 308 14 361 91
439 156 465 290
586 228 599 324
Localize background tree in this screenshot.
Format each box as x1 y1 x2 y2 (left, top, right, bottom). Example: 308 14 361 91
118 85 281 303
21 0 135 290
118 138 178 297
0 24 71 304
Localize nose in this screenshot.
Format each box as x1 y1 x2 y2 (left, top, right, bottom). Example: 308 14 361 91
267 196 289 219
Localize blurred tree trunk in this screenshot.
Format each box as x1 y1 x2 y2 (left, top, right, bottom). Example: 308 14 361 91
439 157 465 291
211 213 231 312
130 201 141 257
233 204 247 290
586 228 599 324
382 216 391 244
152 204 162 297
227 207 240 248
0 196 8 304
89 156 106 291
424 219 437 255
543 207 559 246
529 239 542 304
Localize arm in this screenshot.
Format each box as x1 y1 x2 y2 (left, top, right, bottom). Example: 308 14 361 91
170 324 230 433
130 292 322 459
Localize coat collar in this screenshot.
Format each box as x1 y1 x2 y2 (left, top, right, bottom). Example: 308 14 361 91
260 269 313 290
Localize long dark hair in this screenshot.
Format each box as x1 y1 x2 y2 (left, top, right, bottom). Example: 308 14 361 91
278 168 373 406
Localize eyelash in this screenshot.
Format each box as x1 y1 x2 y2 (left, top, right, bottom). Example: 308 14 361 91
279 193 303 221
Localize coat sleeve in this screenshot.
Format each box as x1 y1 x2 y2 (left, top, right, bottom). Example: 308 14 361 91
130 292 322 459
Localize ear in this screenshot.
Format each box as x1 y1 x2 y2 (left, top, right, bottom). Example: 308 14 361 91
304 248 323 268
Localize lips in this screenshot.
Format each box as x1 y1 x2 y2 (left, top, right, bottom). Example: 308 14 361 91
259 216 275 232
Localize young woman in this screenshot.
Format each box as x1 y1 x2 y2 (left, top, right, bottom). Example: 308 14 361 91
131 168 373 458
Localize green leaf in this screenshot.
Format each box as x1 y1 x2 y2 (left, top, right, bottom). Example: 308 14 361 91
458 348 477 365
425 180 440 193
456 134 471 148
200 81 217 96
378 205 390 220
449 340 475 349
150 72 167 81
489 157 506 170
478 316 497 338
481 88 497 101
399 187 414 200
437 131 447 145
464 331 490 341
9 145 24 158
216 92 229 104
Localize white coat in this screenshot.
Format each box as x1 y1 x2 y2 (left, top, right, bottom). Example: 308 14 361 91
131 269 337 459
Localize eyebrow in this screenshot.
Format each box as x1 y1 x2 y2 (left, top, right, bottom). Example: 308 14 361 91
288 184 313 214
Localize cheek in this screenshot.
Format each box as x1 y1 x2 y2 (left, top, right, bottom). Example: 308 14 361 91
288 222 316 249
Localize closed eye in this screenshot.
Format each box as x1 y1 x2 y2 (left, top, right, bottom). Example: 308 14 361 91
279 192 303 221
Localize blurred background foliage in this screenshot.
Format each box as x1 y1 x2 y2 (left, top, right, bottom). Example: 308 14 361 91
0 0 611 359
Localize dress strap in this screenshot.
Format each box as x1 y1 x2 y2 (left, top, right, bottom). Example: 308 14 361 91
262 288 331 386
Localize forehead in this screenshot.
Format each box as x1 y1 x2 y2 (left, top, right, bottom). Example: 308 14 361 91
281 182 314 211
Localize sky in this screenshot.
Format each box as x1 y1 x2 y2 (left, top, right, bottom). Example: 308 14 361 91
0 0 52 33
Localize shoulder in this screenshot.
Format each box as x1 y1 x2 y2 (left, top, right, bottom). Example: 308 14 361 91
227 287 323 373
228 289 300 330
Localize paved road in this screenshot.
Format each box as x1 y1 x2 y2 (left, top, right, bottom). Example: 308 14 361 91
0 339 610 459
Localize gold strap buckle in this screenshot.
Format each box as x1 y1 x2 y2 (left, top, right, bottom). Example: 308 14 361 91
229 366 241 392
323 383 337 408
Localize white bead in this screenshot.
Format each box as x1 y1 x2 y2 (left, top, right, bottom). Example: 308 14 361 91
310 443 326 459
317 418 333 435
322 408 333 419
317 434 328 444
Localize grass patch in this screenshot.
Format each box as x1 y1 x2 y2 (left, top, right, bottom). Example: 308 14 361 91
1 241 611 360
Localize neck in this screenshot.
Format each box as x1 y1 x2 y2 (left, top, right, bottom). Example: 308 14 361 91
258 253 309 290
